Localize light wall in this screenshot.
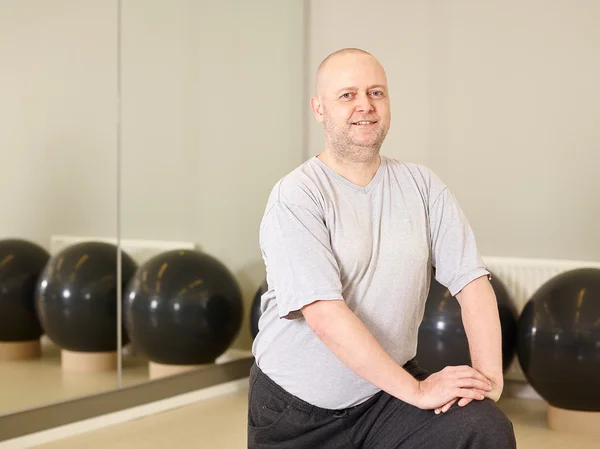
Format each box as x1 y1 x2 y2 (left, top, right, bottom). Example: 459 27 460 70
0 0 305 350
308 0 600 262
0 0 118 246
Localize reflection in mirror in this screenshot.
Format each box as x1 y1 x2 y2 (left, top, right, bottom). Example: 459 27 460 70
117 0 304 385
0 1 119 415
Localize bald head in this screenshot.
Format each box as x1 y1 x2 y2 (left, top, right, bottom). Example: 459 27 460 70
315 48 386 97
310 48 391 162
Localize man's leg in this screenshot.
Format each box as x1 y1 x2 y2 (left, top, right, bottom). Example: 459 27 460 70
353 360 516 449
247 363 355 449
363 394 516 448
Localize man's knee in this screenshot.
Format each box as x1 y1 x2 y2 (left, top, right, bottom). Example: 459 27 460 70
447 400 516 448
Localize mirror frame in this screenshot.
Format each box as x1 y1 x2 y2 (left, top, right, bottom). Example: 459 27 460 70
0 356 252 443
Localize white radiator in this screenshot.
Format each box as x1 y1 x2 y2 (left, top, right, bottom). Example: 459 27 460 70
481 256 600 398
482 256 600 312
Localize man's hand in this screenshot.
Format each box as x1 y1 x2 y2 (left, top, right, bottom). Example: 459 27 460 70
433 370 503 414
410 365 493 410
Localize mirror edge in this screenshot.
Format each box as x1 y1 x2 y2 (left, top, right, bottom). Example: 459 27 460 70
0 356 253 444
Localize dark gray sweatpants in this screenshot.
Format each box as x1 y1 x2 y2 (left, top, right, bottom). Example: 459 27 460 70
247 360 516 448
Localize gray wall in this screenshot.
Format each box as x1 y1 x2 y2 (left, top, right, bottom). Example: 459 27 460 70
308 0 600 262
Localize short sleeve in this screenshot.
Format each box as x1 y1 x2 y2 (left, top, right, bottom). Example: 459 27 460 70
259 200 344 319
428 182 490 296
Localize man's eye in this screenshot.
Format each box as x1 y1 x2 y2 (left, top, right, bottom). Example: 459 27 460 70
341 93 353 99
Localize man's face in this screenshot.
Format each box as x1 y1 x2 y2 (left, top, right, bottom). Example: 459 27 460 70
312 53 391 158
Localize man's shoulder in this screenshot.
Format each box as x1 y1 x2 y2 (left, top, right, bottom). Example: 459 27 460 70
382 156 446 191
265 157 324 210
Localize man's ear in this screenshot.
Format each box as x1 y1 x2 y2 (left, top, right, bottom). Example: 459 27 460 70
310 96 325 123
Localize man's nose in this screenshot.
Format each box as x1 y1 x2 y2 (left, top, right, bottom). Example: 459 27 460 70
355 93 374 113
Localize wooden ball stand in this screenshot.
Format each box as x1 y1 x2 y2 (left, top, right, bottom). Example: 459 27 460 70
547 404 600 437
61 349 117 373
148 361 211 380
0 340 41 361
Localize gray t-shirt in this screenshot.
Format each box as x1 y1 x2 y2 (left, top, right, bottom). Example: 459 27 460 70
252 155 489 410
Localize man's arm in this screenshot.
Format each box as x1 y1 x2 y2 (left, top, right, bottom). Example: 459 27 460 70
456 275 504 399
301 299 493 410
432 275 504 414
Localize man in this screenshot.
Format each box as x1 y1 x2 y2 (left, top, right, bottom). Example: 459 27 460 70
249 48 516 448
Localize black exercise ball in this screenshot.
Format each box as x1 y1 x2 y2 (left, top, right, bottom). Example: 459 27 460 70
416 272 518 373
517 267 600 411
35 241 138 352
124 249 244 365
250 280 267 339
0 239 50 342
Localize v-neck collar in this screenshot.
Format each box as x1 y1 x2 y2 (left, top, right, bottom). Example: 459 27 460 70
312 155 386 194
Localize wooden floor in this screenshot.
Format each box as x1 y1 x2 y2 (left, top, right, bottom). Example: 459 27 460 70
0 340 249 416
33 384 599 449
0 342 149 415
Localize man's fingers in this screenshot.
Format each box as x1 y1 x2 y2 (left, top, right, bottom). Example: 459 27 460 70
442 398 457 412
426 367 496 414
444 366 493 386
455 388 486 401
458 397 473 407
456 378 493 391
435 398 458 415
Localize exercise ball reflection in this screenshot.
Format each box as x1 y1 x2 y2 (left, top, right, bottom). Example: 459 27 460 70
517 268 600 411
35 241 138 352
124 249 244 365
0 239 49 342
416 272 518 373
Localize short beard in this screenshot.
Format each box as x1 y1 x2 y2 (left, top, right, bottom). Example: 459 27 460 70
323 122 386 164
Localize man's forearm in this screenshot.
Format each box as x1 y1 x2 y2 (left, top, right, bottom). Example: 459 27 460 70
456 276 504 397
302 300 420 404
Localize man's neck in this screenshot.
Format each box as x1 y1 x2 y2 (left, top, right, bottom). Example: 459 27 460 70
317 148 381 188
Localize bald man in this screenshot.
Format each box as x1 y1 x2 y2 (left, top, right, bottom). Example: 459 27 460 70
248 48 516 448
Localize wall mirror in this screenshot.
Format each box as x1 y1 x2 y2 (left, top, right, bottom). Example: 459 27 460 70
116 0 305 386
0 1 120 417
0 0 305 441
